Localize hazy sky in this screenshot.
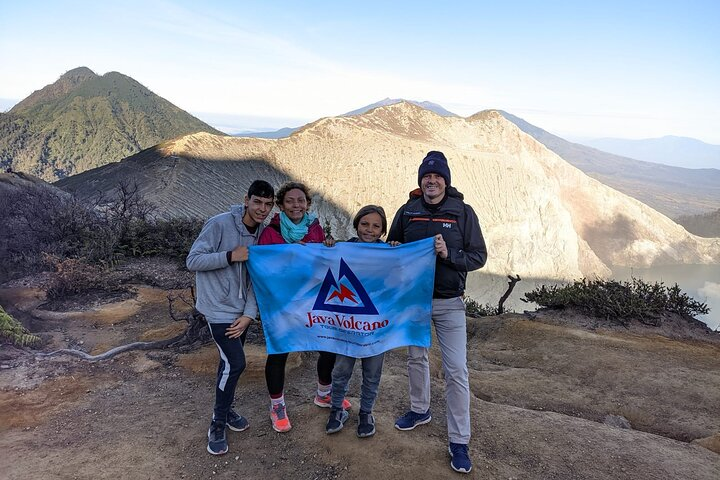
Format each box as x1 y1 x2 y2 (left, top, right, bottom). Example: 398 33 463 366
1 0 719 142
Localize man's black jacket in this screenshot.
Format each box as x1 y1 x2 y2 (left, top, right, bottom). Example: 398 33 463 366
387 187 487 298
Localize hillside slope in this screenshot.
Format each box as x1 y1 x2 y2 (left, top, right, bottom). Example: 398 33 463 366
0 67 221 180
499 111 720 218
56 103 720 289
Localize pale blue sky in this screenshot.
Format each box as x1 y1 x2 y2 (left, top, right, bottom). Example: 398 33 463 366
1 0 718 142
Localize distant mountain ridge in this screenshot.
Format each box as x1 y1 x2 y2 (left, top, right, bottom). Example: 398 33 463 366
498 111 720 218
234 98 457 139
234 127 298 139
234 104 720 218
56 102 720 302
343 97 457 117
581 136 720 169
0 67 222 180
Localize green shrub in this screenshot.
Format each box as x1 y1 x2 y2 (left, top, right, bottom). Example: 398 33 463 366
0 305 41 348
522 278 709 326
464 296 500 317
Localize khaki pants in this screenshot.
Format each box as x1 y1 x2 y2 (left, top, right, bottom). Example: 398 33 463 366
407 296 470 444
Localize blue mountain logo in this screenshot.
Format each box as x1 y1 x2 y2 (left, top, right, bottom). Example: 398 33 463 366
312 258 379 314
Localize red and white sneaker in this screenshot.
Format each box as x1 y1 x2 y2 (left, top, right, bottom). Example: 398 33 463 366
313 393 351 410
270 403 292 432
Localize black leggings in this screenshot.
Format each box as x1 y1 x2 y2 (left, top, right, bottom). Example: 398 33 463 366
265 351 336 396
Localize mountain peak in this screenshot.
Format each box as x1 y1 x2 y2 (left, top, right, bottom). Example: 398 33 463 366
59 66 97 82
344 98 456 117
11 66 97 113
2 67 221 180
467 109 504 122
375 100 426 113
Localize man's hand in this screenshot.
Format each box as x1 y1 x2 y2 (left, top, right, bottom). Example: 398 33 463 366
388 241 401 247
230 245 249 263
323 235 336 247
226 315 252 338
434 234 448 259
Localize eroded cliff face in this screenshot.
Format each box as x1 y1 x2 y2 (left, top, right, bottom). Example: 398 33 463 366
61 102 720 283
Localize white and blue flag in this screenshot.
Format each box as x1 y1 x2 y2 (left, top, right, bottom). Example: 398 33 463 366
247 238 435 357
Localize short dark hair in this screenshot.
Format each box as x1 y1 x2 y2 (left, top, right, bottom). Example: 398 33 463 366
276 181 311 207
353 205 387 235
247 180 274 199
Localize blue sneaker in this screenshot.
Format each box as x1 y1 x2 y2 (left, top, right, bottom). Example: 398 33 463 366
207 420 228 455
394 409 432 431
326 408 349 434
448 442 472 473
227 409 249 432
357 412 376 438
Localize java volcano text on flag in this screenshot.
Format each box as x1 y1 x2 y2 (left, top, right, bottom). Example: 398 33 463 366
247 238 436 357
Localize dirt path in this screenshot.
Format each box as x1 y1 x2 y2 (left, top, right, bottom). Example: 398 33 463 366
1 285 719 479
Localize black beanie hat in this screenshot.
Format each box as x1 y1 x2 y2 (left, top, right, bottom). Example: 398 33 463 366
418 151 451 186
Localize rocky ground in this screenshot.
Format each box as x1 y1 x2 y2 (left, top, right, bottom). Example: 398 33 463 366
1 258 719 479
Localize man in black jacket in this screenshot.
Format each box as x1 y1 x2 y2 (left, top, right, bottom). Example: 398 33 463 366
387 151 487 474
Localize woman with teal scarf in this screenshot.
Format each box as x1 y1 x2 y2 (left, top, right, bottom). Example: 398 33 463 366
257 182 350 432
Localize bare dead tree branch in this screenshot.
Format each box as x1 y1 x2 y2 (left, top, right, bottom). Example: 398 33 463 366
35 333 187 362
36 288 211 362
498 274 521 314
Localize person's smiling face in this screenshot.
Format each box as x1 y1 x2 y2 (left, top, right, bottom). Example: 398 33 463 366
280 188 309 223
421 173 446 203
243 194 274 226
356 212 383 243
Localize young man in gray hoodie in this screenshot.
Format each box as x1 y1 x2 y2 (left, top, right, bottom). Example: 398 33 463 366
186 180 275 455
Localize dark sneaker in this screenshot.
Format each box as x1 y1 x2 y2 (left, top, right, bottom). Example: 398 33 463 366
357 412 376 438
325 408 349 434
227 409 249 432
448 442 472 473
394 409 432 431
207 420 228 455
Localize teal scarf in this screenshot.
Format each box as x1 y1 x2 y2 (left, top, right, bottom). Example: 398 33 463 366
280 211 317 243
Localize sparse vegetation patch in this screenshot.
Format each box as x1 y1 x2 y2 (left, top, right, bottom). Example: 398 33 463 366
0 178 202 283
522 278 710 326
464 297 500 317
0 305 41 347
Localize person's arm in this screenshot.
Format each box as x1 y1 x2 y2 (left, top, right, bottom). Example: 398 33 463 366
186 220 231 272
242 282 258 320
441 205 487 272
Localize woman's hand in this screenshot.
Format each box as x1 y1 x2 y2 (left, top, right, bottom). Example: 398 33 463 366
323 235 336 247
388 241 401 247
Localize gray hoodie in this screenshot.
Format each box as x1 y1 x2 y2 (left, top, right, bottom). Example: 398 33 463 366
186 205 262 323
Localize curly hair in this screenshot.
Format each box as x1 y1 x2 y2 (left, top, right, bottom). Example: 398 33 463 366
275 181 311 207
